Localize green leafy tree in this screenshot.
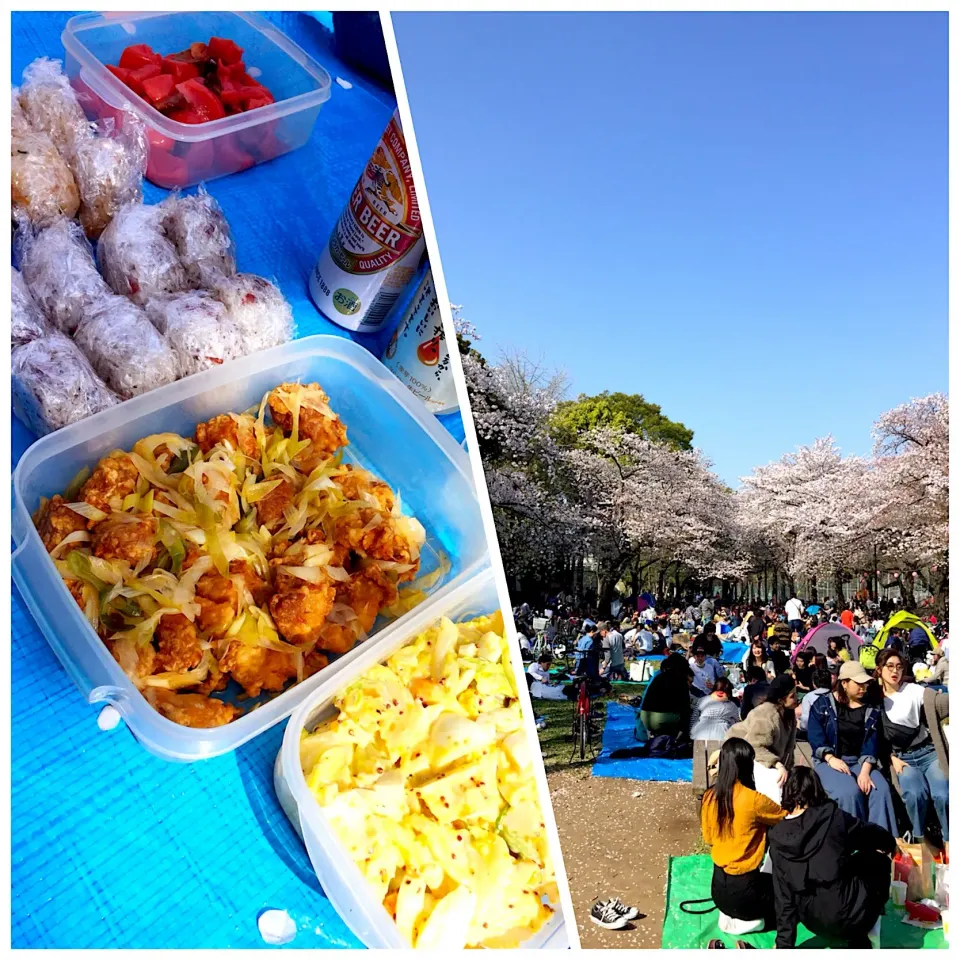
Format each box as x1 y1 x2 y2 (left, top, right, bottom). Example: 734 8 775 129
550 391 694 451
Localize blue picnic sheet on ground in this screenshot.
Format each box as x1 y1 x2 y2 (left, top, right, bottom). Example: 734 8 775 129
592 701 694 783
11 12 462 949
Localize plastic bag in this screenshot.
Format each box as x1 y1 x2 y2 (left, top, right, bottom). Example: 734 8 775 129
17 217 111 335
211 272 294 355
72 109 148 239
162 185 237 287
97 201 189 305
74 294 180 399
19 57 92 160
12 332 119 436
143 292 243 377
12 89 81 225
11 266 52 348
895 839 936 901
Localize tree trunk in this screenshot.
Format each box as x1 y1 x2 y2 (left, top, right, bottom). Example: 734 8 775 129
900 573 916 612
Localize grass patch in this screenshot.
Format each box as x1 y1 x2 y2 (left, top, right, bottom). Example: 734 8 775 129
531 680 648 776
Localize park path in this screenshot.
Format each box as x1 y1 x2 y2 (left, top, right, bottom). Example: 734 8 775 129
548 769 700 949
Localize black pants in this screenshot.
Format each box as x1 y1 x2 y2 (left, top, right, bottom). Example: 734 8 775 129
712 864 775 929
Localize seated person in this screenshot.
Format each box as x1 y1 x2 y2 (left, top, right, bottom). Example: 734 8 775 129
701 738 786 933
792 649 813 693
876 648 949 846
908 624 934 664
689 641 725 695
701 621 723 659
742 639 775 681
807 661 897 833
526 669 568 701
768 635 791 676
639 653 695 738
740 665 770 720
691 677 741 740
798 665 833 735
768 767 896 949
636 623 657 654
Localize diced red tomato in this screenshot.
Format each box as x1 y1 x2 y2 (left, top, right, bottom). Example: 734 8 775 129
119 43 161 70
207 36 244 66
146 127 176 152
217 136 255 173
176 78 226 121
146 149 190 188
161 57 200 83
167 107 206 125
106 63 132 84
141 73 175 105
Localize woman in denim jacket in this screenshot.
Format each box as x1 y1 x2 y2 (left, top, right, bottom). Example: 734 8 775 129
807 661 897 833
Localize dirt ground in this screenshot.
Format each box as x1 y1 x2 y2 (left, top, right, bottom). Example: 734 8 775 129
548 768 701 949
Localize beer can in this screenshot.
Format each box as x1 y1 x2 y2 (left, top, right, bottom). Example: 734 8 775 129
381 268 458 415
310 110 425 331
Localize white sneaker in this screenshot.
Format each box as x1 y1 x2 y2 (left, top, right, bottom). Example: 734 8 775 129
603 897 640 921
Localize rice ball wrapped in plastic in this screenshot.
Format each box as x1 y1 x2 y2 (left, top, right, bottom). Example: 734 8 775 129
143 292 243 377
12 332 119 436
12 266 52 348
17 217 111 335
162 185 237 287
72 110 148 240
211 273 294 355
74 294 180 399
12 90 81 225
97 201 188 305
19 58 92 160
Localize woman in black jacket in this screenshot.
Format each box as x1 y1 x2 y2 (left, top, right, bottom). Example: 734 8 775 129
767 767 896 949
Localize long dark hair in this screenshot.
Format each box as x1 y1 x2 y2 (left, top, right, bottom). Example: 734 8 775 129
709 738 756 837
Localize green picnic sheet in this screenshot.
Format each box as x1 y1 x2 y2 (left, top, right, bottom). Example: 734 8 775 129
661 855 946 949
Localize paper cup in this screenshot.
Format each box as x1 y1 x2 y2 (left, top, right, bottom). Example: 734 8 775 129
891 880 908 906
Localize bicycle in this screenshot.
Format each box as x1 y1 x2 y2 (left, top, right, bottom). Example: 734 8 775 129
569 676 600 763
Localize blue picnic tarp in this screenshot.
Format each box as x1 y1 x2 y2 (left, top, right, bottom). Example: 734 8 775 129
591 701 693 783
720 640 748 664
11 11 460 950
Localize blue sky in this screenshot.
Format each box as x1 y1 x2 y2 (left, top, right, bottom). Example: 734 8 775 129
393 12 947 485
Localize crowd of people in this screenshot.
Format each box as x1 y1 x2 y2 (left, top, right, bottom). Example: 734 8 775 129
518 590 949 946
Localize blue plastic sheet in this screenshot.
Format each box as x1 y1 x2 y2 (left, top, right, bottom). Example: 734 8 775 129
10 11 461 950
591 702 693 783
720 640 748 664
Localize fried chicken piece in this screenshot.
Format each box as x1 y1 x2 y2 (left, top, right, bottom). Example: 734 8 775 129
333 512 417 574
155 612 204 672
229 559 272 607
303 527 352 567
256 476 295 533
333 464 395 514
303 649 330 678
36 494 87 553
195 413 259 460
219 641 297 698
92 515 157 567
107 638 157 678
195 570 238 638
268 382 348 463
79 454 140 513
66 577 88 610
269 575 337 647
316 566 398 655
151 689 237 727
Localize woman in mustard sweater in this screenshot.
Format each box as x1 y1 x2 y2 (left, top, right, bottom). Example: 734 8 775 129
701 738 787 935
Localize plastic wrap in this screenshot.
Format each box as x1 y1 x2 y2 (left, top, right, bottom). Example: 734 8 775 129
97 201 189 305
143 292 243 377
12 266 52 348
19 58 92 160
17 217 111 335
162 185 237 287
74 295 181 399
12 88 81 225
72 110 148 240
12 332 119 436
212 272 294 355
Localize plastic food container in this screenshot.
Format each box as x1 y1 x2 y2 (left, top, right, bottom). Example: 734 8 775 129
11 335 485 762
61 11 332 188
274 569 568 949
